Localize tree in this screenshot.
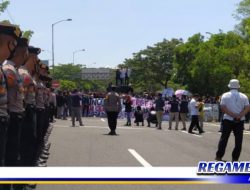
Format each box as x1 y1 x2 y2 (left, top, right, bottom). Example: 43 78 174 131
53 64 82 81
0 0 9 15
59 80 77 91
235 0 250 20
124 38 182 92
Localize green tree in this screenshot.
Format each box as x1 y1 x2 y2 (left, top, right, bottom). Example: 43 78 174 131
235 0 250 20
59 80 77 91
0 0 9 15
53 64 82 81
124 38 182 92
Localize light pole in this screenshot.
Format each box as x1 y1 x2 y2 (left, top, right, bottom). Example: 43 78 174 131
52 18 72 75
73 49 85 64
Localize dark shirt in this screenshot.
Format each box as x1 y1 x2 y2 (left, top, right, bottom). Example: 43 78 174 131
82 96 90 105
71 94 82 107
179 100 189 113
124 100 132 112
56 95 64 107
168 100 179 112
134 110 143 122
155 98 165 111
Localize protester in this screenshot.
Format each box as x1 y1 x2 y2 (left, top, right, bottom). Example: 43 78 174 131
155 93 165 130
123 94 133 126
179 95 189 130
147 107 158 127
168 95 179 130
188 94 204 134
134 105 144 126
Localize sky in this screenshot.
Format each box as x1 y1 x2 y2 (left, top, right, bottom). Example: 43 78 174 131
1 0 241 68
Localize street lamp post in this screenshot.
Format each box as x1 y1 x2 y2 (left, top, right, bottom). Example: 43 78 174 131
52 18 72 75
73 49 85 64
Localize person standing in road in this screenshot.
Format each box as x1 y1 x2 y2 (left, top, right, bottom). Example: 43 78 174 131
123 94 133 126
215 79 249 162
188 94 204 134
71 89 83 127
168 95 179 130
179 95 189 131
155 93 165 130
104 86 122 135
198 97 205 131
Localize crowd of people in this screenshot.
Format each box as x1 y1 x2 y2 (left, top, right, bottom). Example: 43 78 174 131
103 80 250 163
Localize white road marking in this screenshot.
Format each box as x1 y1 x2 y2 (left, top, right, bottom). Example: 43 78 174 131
101 118 106 122
128 149 152 167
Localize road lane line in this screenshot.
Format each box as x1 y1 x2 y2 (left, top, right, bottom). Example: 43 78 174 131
128 149 152 167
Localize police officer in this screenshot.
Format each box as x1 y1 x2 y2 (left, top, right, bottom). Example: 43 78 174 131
3 37 28 168
0 22 21 169
36 63 52 166
103 86 122 135
34 59 47 165
0 21 22 190
19 45 38 166
215 79 249 162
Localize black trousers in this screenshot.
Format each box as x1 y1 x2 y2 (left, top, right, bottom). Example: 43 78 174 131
49 103 55 122
36 108 45 162
125 76 129 85
0 117 9 166
216 119 244 161
43 105 50 138
20 104 37 166
188 115 203 133
5 112 24 166
106 112 119 132
82 105 89 117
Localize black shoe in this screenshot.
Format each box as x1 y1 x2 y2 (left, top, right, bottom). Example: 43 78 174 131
188 131 195 134
80 124 84 126
110 131 117 135
108 131 117 135
199 131 205 134
215 157 222 161
181 128 186 131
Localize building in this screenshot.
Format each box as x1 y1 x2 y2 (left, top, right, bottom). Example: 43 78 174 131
81 68 112 80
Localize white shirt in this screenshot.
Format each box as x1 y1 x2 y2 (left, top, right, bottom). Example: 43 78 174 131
120 69 126 79
189 98 199 116
221 89 249 121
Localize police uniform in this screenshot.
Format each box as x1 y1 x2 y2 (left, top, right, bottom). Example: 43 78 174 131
3 59 25 166
103 87 122 135
0 22 21 167
18 65 37 166
34 81 45 158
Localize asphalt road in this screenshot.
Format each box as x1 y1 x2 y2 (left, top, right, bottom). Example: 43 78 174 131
36 117 250 190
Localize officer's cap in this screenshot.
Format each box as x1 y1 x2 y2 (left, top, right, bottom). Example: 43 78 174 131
28 46 41 55
17 37 29 47
0 21 22 39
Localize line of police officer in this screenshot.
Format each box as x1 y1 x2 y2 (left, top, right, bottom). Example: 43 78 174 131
0 21 53 190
